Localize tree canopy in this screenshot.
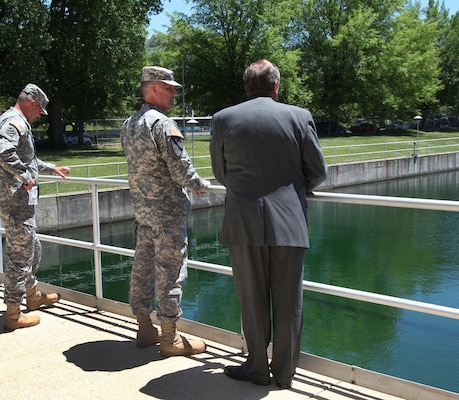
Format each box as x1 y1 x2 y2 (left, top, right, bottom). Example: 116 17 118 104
149 0 455 124
0 0 50 104
1 0 458 139
150 0 308 115
0 0 161 147
438 12 459 111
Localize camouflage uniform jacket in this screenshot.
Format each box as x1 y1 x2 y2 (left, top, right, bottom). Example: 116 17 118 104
121 103 206 224
0 107 56 208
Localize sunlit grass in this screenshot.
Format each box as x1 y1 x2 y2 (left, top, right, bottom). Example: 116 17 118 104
37 129 459 195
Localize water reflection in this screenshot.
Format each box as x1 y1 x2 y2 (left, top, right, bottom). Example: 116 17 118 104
36 170 459 393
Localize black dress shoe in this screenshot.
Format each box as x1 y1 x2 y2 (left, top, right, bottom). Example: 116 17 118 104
275 380 292 389
223 366 270 386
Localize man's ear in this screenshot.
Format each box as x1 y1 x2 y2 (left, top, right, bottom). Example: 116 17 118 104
272 80 279 100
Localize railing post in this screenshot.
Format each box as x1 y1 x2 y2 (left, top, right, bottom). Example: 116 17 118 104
91 183 103 298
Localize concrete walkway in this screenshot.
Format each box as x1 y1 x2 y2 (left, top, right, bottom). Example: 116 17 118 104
0 283 408 400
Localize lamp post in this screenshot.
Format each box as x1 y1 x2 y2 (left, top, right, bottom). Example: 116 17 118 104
413 115 422 163
181 62 186 137
187 118 198 161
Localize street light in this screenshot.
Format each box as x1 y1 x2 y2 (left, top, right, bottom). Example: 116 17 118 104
413 115 422 163
187 118 198 161
181 62 186 136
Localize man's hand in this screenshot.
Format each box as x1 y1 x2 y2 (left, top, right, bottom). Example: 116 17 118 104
54 166 71 178
194 179 211 195
22 177 35 191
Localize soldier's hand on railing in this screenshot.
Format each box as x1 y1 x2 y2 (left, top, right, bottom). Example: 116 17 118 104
194 179 211 195
54 166 71 179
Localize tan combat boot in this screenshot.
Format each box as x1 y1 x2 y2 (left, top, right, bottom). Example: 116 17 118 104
26 287 61 310
136 314 161 348
160 321 206 357
3 304 40 331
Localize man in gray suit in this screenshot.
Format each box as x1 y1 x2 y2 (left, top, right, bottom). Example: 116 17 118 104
210 59 327 389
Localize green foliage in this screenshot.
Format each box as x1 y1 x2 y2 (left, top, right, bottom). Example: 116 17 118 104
438 12 459 110
148 0 449 122
0 0 162 147
292 0 443 122
379 6 442 114
1 0 458 140
44 0 161 148
149 0 303 114
0 0 50 108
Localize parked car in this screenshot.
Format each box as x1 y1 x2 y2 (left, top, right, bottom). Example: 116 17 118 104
385 121 410 130
393 122 410 130
350 122 380 134
315 121 347 136
434 117 459 129
64 132 92 147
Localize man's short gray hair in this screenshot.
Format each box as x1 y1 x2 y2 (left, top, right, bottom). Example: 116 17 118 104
243 60 280 97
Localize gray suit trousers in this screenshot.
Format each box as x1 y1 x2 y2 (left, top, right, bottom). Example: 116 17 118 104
228 244 305 384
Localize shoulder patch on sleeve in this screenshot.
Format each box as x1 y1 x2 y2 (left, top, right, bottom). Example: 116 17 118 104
10 119 26 134
166 124 184 158
169 126 184 139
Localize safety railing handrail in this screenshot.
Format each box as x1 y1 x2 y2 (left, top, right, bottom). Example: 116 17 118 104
320 135 459 150
1 175 458 323
37 136 459 185
309 191 459 212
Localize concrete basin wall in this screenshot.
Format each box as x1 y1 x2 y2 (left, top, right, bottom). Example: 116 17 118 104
36 153 459 231
37 184 226 232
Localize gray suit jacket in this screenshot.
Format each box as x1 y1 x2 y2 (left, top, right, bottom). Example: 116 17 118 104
210 96 327 247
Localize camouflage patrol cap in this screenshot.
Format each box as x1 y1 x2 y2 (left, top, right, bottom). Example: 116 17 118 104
21 83 49 115
141 66 182 87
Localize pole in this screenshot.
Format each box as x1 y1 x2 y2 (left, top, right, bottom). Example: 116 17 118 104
415 120 419 161
182 62 186 137
413 116 422 164
187 118 198 162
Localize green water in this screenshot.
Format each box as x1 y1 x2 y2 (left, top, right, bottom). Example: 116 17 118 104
36 170 459 394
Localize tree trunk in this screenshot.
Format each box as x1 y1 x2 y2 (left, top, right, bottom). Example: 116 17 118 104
47 93 66 149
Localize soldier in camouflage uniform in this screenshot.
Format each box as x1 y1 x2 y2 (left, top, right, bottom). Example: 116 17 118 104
0 84 71 331
121 66 210 355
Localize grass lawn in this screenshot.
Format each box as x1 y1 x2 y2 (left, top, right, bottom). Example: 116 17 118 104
36 129 459 195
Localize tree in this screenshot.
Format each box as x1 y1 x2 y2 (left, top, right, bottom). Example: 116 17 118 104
1 0 162 147
381 6 442 117
45 0 162 147
291 0 442 123
430 0 459 113
149 0 304 115
0 0 49 108
440 12 459 111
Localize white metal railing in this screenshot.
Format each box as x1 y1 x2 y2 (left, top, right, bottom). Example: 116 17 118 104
321 136 459 164
185 136 457 166
37 137 459 195
1 176 459 322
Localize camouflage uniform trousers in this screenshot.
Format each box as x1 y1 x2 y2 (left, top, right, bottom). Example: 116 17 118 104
129 217 188 323
1 205 41 305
